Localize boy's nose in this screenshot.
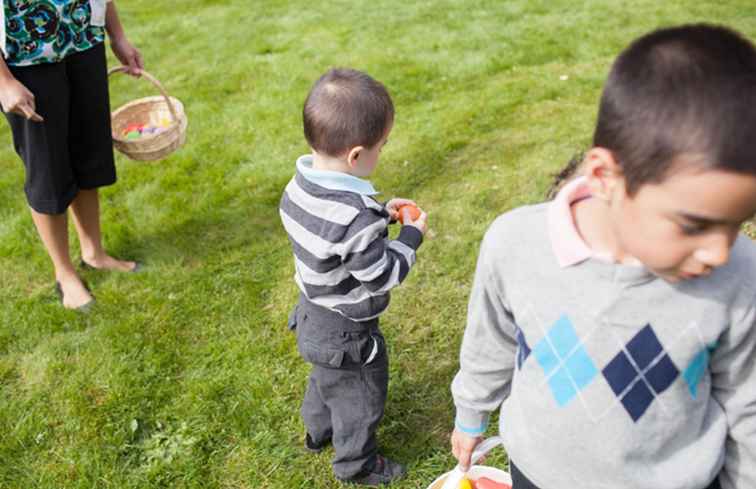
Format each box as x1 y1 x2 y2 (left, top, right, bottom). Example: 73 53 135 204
694 231 734 268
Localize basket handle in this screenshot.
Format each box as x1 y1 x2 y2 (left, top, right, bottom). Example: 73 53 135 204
439 436 505 489
469 436 504 466
108 66 179 124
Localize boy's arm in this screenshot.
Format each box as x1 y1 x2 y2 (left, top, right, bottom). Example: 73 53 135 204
711 301 756 489
341 208 423 293
452 225 518 439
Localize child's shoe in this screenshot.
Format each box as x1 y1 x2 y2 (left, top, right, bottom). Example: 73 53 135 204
341 454 406 486
304 433 331 453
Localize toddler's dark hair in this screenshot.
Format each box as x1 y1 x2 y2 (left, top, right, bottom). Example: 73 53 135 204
303 68 394 157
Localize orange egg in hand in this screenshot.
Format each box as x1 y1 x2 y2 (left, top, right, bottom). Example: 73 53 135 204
397 204 421 224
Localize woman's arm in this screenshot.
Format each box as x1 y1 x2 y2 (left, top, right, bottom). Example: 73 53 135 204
0 57 42 121
105 1 143 76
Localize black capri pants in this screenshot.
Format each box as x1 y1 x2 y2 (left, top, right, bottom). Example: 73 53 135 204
4 42 116 215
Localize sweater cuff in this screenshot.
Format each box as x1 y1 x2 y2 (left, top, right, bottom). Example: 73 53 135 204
382 204 398 224
454 406 490 436
397 225 423 250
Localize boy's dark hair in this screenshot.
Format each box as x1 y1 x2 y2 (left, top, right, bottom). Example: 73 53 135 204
546 153 584 200
303 68 394 157
593 24 756 196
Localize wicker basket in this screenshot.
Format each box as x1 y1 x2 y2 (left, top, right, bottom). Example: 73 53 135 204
109 67 187 161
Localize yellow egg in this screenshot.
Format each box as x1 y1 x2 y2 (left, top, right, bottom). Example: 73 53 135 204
459 478 473 489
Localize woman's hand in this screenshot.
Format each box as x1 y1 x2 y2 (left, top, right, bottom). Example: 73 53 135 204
110 37 144 76
0 77 43 122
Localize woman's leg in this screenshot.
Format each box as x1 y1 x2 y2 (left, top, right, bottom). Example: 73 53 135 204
29 208 93 309
65 43 134 273
69 188 136 271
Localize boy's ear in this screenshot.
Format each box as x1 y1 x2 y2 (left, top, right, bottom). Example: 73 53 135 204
346 146 364 169
584 147 624 201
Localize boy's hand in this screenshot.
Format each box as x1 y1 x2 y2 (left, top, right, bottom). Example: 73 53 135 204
385 198 416 221
402 207 428 235
0 77 43 122
451 428 483 472
110 37 144 77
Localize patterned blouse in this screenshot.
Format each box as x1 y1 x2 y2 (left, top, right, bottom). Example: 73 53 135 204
3 0 106 66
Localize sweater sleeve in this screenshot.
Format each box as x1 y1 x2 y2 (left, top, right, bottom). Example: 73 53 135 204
452 225 518 435
712 299 756 489
340 208 423 293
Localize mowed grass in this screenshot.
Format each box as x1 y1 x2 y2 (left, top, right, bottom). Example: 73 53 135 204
1 1 755 488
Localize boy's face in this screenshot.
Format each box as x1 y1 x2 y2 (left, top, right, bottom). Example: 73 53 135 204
609 166 756 283
349 123 392 178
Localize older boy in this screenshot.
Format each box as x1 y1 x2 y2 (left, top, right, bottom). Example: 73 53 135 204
451 24 756 489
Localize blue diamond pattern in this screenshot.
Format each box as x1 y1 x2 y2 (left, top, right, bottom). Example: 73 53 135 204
603 351 636 396
683 348 708 398
548 366 577 406
564 347 599 391
602 324 680 422
533 338 559 376
646 355 679 394
516 328 531 369
547 315 580 356
622 379 655 421
626 324 662 370
534 315 598 406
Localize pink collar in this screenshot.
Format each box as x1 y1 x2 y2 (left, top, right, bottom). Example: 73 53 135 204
547 177 596 267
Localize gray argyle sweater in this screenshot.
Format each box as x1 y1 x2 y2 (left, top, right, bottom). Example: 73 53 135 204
452 203 756 489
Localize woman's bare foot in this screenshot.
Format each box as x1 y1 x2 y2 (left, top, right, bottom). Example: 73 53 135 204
81 253 138 272
56 272 94 310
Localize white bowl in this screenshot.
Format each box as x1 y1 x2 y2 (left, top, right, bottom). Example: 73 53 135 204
426 465 512 489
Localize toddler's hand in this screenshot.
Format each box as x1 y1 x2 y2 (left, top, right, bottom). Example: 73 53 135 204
385 198 416 221
451 428 482 472
402 207 427 235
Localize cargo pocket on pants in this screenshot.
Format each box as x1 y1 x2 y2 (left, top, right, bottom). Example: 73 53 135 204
299 340 346 368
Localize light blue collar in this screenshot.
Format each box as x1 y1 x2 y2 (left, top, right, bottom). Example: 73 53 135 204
296 155 379 195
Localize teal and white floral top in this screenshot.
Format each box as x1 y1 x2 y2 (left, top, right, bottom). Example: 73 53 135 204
1 0 109 66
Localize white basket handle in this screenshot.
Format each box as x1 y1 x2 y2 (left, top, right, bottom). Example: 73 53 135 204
469 436 504 466
440 436 505 489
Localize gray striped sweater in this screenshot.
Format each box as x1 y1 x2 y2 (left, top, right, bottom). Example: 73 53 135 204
280 155 423 322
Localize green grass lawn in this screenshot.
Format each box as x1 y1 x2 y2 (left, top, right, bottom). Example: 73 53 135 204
1 1 755 487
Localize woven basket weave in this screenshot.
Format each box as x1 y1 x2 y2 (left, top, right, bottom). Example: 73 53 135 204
109 67 187 161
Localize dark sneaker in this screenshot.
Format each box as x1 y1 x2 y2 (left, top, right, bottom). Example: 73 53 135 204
341 455 406 486
304 433 331 453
